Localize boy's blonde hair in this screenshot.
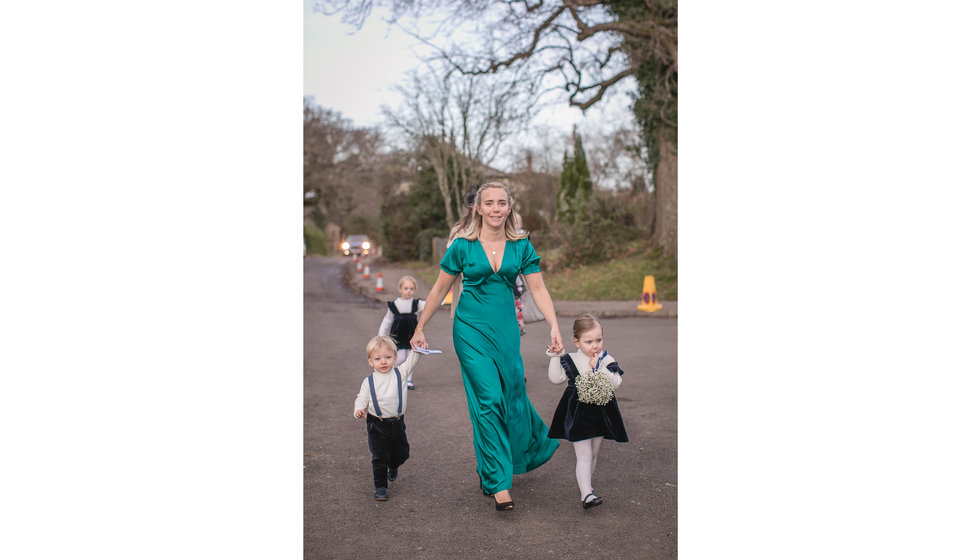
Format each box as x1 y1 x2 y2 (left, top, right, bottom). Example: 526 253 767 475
397 275 417 290
572 313 603 341
366 335 397 358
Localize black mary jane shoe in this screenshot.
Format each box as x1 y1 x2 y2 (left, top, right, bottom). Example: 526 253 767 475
493 494 515 511
387 466 398 482
582 492 603 509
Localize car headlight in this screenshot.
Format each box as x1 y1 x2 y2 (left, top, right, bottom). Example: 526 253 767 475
362 242 371 250
341 242 350 250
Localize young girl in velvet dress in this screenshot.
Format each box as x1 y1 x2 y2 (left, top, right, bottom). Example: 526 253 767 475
547 314 628 509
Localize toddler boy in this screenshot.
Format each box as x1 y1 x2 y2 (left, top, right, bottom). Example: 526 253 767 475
354 335 421 500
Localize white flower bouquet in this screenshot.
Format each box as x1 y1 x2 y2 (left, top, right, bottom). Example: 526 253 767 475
575 369 614 406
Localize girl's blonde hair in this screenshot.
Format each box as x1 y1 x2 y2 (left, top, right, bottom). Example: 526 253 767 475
572 313 603 341
366 335 397 359
397 275 417 290
451 182 527 241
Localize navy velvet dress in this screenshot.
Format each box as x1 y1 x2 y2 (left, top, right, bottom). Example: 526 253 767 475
548 353 629 443
387 298 420 350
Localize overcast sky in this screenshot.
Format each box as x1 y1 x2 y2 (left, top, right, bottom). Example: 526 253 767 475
302 0 638 167
304 0 423 127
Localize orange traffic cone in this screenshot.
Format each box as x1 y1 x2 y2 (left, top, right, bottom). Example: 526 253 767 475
637 275 663 312
363 264 371 279
356 260 363 273
375 272 384 292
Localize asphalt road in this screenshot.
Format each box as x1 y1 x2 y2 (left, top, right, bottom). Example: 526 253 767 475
305 256 677 559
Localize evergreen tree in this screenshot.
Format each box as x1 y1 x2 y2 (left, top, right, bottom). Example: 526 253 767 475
557 130 593 224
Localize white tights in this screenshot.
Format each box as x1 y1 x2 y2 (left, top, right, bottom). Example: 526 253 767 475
572 437 603 501
394 349 413 381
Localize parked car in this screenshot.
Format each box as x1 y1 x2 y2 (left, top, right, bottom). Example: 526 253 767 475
341 234 371 256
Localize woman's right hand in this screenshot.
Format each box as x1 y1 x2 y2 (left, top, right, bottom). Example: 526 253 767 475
410 330 427 350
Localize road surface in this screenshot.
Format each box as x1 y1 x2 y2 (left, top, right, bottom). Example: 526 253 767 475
304 256 677 559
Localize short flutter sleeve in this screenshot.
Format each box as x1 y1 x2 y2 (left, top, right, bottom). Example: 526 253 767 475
519 238 542 275
440 237 464 276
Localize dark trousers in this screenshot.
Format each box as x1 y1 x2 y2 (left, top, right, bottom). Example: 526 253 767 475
366 415 410 488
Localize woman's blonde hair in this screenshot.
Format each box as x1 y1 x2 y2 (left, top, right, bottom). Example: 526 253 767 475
448 185 479 243
451 182 527 241
448 204 476 242
366 335 397 359
572 313 603 341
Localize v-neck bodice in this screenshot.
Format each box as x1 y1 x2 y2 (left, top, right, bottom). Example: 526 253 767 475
479 238 507 274
441 237 541 291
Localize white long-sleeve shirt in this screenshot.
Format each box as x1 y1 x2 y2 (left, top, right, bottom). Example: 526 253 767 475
354 351 421 418
547 349 623 391
378 297 427 337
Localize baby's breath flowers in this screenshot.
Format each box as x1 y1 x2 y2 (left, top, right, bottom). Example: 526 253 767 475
575 369 614 405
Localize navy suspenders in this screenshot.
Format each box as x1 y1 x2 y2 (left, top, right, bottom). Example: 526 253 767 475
394 368 402 414
367 367 403 417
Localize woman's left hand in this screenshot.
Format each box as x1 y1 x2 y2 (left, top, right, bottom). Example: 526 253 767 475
410 330 428 350
549 325 563 354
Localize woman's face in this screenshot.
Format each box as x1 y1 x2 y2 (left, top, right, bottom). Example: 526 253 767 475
479 187 510 227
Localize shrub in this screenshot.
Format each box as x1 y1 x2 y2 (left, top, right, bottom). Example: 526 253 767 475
415 227 446 263
555 196 643 268
304 224 328 255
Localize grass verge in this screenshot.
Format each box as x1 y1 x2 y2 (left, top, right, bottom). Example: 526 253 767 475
388 248 676 302
545 248 676 301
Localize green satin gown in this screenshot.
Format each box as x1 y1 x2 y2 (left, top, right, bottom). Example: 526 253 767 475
441 237 559 494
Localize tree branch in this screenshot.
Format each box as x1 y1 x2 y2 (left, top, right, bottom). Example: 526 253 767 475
462 4 568 75
568 64 636 110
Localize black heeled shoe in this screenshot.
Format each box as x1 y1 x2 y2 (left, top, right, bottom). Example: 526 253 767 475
582 492 603 509
493 493 515 511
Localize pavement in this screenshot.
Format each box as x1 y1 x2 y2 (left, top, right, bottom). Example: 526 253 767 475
343 257 677 319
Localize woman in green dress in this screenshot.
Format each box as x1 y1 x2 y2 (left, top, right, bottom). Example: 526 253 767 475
411 182 564 511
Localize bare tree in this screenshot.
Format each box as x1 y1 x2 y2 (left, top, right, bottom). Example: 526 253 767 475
304 96 391 233
314 0 676 255
583 125 649 192
382 62 539 230
502 125 566 177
